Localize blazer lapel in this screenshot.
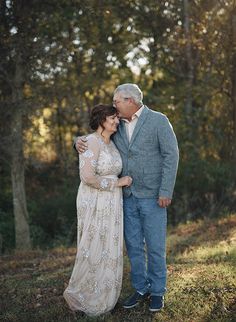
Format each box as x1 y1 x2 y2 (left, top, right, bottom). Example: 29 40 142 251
129 106 149 147
118 120 129 147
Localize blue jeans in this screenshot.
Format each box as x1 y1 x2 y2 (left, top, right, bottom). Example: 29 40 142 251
124 195 167 296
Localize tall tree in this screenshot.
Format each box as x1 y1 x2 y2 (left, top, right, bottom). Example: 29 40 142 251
11 53 31 250
231 5 236 179
0 0 76 249
183 0 194 125
0 0 32 250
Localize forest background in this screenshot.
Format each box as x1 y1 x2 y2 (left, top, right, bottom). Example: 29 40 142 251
0 0 236 252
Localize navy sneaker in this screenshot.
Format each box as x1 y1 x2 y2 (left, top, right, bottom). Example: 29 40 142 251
123 291 150 309
149 296 164 312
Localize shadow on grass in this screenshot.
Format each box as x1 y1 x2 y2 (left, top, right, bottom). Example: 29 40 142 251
1 215 236 322
167 215 236 261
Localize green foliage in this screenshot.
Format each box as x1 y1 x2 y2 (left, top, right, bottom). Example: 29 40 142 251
26 163 79 248
0 0 236 250
0 165 15 252
0 210 15 252
169 158 233 225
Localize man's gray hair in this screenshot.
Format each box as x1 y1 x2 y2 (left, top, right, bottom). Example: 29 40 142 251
114 83 143 106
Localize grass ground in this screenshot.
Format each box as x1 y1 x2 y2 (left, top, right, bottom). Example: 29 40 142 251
1 214 236 322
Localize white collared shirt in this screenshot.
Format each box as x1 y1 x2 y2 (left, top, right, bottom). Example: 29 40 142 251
122 105 145 142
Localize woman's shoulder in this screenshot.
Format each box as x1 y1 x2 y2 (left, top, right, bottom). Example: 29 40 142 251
85 133 103 150
87 132 99 143
80 133 100 159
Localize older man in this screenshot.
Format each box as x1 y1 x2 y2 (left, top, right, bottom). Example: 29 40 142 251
76 83 179 312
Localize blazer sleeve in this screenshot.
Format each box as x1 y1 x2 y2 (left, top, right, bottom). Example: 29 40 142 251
157 115 179 198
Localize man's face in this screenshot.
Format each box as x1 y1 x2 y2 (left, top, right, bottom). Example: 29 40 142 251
113 93 132 119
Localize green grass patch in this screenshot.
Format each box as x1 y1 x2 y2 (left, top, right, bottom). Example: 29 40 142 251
1 215 236 322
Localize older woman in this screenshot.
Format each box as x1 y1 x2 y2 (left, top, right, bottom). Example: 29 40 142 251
63 104 132 316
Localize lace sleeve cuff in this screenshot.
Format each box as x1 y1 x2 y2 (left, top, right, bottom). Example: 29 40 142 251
99 178 118 191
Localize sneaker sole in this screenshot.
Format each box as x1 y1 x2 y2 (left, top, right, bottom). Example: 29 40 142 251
123 302 140 309
149 306 164 312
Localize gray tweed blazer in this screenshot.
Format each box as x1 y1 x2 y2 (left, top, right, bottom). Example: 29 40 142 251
112 106 179 199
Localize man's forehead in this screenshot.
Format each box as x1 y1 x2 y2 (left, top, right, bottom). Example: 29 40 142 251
113 93 121 99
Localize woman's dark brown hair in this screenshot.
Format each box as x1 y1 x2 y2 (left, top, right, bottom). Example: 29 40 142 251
89 104 118 131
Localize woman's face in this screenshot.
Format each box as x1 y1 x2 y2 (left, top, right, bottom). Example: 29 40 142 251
102 114 120 133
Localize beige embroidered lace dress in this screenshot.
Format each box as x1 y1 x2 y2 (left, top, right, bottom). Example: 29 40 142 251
63 133 123 316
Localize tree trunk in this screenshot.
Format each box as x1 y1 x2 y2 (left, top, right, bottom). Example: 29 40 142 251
183 0 194 121
232 9 236 180
11 54 31 250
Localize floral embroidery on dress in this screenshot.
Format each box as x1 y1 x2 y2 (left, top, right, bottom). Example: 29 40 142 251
79 159 85 169
82 149 94 158
113 233 119 246
91 159 97 167
104 279 113 290
63 133 123 317
87 224 97 240
100 178 109 189
82 247 90 258
101 249 109 260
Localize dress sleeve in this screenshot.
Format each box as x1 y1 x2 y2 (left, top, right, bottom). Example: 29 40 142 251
79 135 118 191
